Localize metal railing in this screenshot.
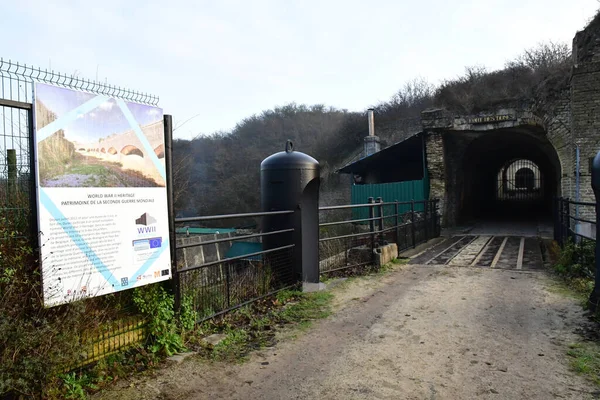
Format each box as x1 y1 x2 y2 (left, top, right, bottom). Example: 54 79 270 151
318 198 440 274
173 210 297 322
554 197 596 280
554 197 596 246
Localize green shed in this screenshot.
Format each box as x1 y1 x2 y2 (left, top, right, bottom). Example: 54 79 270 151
338 133 430 219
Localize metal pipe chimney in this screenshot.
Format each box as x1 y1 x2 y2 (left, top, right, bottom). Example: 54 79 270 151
364 109 380 157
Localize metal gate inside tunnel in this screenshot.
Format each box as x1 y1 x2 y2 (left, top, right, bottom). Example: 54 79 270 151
496 159 544 203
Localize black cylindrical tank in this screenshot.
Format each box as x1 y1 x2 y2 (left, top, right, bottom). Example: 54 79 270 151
261 141 320 283
589 151 600 310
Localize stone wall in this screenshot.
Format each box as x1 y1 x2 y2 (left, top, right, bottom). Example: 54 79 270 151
425 131 447 225
573 13 600 64
569 17 600 229
543 92 572 199
422 107 559 226
176 232 238 269
442 132 474 227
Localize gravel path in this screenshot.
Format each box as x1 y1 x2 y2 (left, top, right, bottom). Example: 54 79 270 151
98 264 598 400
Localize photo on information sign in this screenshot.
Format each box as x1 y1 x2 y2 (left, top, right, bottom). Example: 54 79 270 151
35 83 166 188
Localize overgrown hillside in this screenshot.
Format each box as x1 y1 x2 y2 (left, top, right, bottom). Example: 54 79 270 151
173 42 572 218
173 104 355 216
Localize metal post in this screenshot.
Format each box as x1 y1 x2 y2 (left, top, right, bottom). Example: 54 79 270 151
576 145 580 221
164 115 180 312
27 108 39 248
411 199 416 248
434 200 440 237
368 197 375 258
429 201 434 239
565 198 571 243
553 196 559 243
376 197 383 244
424 200 429 241
559 198 565 246
589 151 600 311
226 264 231 307
7 149 16 201
394 200 400 246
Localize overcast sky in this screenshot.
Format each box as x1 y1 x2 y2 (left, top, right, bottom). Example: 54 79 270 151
2 0 598 140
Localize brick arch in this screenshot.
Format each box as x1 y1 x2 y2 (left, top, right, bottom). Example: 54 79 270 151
108 147 118 155
120 145 144 158
101 148 106 153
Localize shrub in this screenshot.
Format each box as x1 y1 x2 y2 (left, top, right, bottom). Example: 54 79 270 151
554 239 595 280
0 212 135 398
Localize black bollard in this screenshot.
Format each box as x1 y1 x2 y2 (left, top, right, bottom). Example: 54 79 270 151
589 150 600 311
261 141 320 286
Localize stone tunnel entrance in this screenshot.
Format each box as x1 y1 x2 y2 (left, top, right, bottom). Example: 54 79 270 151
454 129 560 225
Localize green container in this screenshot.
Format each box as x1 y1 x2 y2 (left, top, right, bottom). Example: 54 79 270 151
351 175 430 221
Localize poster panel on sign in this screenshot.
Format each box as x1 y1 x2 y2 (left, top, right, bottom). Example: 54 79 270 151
34 83 171 307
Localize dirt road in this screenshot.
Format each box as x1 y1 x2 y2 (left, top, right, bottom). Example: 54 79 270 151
101 263 598 400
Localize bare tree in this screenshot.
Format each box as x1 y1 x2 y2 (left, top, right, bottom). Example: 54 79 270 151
506 41 571 71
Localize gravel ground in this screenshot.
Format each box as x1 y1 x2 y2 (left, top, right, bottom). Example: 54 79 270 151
95 265 598 400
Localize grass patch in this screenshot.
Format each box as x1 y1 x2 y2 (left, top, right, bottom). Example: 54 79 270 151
375 258 409 276
211 329 251 363
190 289 333 362
546 279 589 304
69 163 114 176
567 342 600 386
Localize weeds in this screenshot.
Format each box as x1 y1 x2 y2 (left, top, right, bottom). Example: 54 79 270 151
212 329 251 362
567 342 600 386
58 372 98 400
190 290 333 362
551 239 595 297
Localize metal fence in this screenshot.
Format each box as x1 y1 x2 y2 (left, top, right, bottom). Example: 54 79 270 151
1 57 442 368
0 59 161 367
554 197 596 246
554 197 596 279
173 211 297 321
0 58 159 241
319 198 440 274
172 198 442 320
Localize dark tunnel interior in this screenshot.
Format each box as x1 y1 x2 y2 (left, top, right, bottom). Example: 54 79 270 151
458 130 561 223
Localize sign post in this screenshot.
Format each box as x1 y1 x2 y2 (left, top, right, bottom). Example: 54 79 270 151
33 83 172 307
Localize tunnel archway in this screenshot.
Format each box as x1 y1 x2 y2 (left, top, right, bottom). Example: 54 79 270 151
120 145 144 158
154 144 165 159
458 129 560 223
